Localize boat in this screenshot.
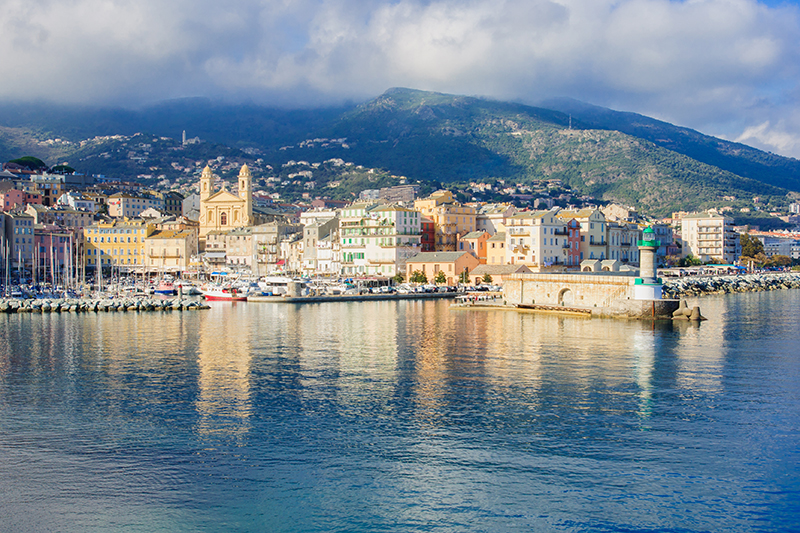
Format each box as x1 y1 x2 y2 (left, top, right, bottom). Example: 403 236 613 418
154 280 177 295
199 284 249 301
257 275 294 296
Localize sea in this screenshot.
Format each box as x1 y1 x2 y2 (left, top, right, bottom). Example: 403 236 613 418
1 291 799 532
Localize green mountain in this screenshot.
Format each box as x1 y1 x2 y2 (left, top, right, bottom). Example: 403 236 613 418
539 97 800 192
0 88 797 217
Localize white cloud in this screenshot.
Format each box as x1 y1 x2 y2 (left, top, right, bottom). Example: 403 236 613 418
1 0 799 157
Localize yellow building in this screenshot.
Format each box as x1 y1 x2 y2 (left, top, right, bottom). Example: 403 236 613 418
144 229 198 273
84 219 156 270
414 190 476 251
198 164 254 241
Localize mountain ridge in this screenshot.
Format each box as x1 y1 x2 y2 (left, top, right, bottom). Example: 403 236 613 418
0 88 797 217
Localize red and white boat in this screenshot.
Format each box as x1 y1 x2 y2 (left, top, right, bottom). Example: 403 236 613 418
199 284 249 301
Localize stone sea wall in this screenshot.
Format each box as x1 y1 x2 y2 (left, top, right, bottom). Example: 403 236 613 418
662 272 800 298
0 297 210 314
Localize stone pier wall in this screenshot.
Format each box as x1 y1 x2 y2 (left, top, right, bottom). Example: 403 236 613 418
504 273 636 308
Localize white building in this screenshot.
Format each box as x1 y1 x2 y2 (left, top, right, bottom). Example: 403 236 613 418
505 209 569 268
680 212 739 263
57 191 97 213
475 203 517 235
339 203 422 277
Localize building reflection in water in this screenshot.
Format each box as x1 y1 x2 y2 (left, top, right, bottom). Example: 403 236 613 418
286 301 400 411
195 304 254 440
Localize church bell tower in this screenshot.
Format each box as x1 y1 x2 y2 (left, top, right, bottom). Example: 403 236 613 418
200 165 213 201
238 164 253 223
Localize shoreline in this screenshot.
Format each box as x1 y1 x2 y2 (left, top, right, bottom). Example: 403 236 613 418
662 272 800 298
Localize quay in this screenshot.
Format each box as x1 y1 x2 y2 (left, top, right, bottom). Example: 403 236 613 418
247 291 458 303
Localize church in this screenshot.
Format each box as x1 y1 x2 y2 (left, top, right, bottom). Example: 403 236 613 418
198 164 254 244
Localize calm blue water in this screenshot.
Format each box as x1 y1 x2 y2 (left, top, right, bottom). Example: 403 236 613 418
1 292 799 532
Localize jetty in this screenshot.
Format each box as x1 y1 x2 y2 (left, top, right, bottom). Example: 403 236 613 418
663 272 800 298
0 296 209 314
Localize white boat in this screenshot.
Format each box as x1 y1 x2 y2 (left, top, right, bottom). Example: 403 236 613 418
257 276 294 296
199 284 249 301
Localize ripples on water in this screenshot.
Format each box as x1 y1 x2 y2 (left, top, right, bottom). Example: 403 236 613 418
1 292 799 532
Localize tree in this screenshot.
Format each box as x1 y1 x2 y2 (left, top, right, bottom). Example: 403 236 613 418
678 254 702 267
459 269 470 284
410 270 427 283
434 271 447 284
50 165 76 175
481 273 493 284
740 233 764 258
767 254 791 267
393 272 405 284
9 156 47 171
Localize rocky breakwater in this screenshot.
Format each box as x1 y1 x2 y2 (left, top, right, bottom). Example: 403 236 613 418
663 272 800 298
0 296 210 314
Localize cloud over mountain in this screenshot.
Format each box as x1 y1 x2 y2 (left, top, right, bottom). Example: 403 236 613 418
2 0 799 157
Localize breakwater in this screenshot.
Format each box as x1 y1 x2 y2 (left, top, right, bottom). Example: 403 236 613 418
662 272 800 298
0 297 210 314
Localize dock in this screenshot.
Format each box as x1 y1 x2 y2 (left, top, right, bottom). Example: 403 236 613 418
247 292 458 303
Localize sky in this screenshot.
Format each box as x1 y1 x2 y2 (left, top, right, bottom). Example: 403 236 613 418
2 0 800 158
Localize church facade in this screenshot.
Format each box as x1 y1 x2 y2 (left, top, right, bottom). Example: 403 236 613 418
198 164 254 242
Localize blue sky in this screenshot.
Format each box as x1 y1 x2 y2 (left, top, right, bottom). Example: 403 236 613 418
2 0 800 158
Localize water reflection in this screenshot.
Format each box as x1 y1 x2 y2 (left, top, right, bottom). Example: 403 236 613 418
195 304 254 440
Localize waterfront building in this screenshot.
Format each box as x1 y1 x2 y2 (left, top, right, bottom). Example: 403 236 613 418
83 219 156 271
283 235 304 275
414 190 476 251
505 209 569 269
33 223 73 279
202 231 227 270
420 216 435 251
607 221 641 264
252 222 304 276
315 230 342 277
302 217 339 276
458 231 490 264
4 212 35 273
563 218 581 267
144 229 197 274
557 208 607 261
405 251 479 285
223 228 255 270
680 212 739 263
486 232 507 265
339 203 422 277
